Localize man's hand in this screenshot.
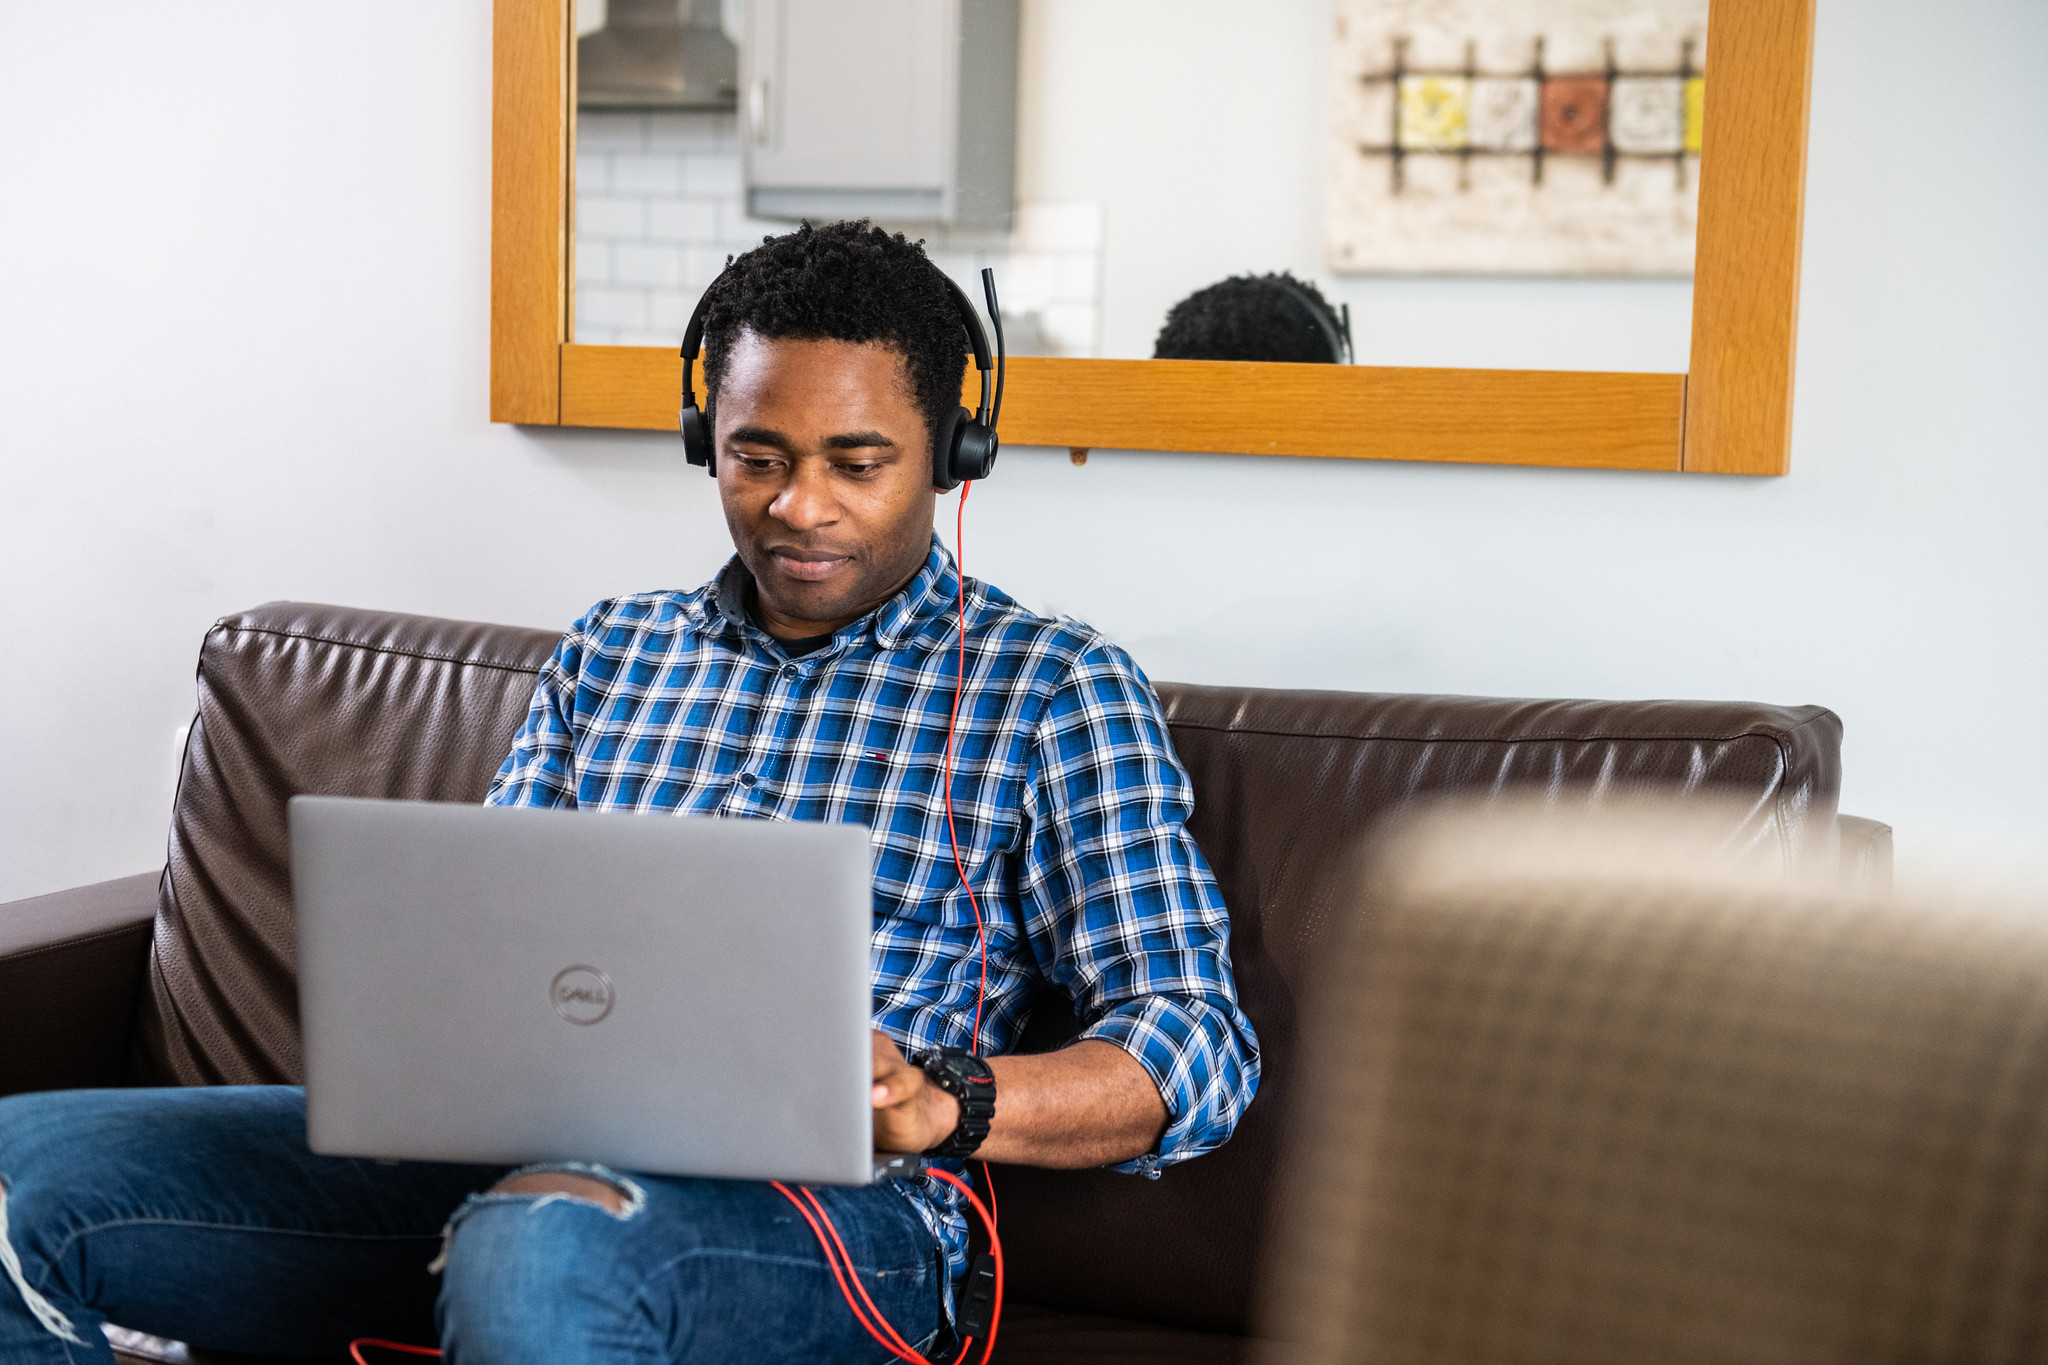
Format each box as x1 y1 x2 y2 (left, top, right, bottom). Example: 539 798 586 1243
870 1029 1169 1169
872 1031 958 1155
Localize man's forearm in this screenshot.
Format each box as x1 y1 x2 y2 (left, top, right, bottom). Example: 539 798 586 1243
872 1031 1170 1168
964 1039 1168 1169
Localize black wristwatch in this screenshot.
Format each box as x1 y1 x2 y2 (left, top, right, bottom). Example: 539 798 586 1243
914 1047 997 1159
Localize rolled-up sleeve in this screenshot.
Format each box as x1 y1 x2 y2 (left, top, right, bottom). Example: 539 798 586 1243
1017 641 1260 1173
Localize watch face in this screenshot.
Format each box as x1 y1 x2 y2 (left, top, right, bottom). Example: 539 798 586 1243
922 1052 996 1115
934 1053 994 1090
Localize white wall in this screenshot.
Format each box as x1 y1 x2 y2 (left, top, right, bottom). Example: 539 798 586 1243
2 0 2043 903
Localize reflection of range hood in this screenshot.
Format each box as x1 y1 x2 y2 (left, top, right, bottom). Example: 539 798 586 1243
578 0 737 111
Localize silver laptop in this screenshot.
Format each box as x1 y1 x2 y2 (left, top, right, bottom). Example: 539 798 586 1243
289 796 882 1186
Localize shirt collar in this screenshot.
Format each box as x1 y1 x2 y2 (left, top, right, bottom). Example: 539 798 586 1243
701 534 959 655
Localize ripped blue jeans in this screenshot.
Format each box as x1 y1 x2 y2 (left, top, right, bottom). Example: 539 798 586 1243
0 1087 945 1363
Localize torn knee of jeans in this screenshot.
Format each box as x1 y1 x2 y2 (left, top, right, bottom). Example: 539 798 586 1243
489 1171 637 1215
428 1163 646 1274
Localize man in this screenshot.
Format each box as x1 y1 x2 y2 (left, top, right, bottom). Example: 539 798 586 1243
0 221 1258 1363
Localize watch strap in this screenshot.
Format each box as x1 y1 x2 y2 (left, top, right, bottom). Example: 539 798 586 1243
915 1047 996 1159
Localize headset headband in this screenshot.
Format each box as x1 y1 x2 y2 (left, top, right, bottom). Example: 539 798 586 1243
679 265 998 438
1273 276 1353 365
942 272 997 433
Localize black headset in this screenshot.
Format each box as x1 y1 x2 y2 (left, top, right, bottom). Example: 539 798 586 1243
679 265 1006 492
1272 276 1353 365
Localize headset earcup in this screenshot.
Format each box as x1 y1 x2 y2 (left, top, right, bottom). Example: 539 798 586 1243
954 423 999 483
933 407 967 491
680 405 715 475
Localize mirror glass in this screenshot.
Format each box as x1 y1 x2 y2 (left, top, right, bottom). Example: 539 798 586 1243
571 0 1700 373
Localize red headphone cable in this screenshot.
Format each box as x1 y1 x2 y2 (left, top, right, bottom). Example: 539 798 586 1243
349 1341 440 1363
943 479 989 1043
771 1180 936 1365
796 1185 934 1362
942 476 1000 1306
772 1163 1004 1365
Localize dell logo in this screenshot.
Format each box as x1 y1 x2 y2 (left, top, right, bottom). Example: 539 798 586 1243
550 966 615 1025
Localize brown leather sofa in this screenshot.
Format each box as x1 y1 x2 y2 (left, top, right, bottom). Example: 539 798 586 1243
0 602 1890 1364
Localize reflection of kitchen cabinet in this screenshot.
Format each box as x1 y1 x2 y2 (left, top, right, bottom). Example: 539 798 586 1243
741 0 1018 229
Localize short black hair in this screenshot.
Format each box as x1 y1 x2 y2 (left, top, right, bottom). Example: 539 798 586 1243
1152 272 1348 364
700 220 966 456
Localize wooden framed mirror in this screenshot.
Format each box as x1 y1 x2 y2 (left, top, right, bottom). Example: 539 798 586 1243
492 0 1812 475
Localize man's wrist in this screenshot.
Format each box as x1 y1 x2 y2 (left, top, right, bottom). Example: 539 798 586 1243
913 1048 997 1157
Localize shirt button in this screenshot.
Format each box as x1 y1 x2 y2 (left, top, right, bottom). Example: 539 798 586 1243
737 772 757 788
780 664 799 680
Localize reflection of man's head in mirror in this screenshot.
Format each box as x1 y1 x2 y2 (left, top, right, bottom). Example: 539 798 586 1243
1153 272 1352 365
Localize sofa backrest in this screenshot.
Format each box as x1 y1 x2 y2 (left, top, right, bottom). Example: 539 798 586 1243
140 602 1843 1335
142 603 559 1084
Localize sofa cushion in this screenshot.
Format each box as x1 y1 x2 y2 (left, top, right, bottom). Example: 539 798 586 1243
988 1302 1247 1362
138 603 558 1085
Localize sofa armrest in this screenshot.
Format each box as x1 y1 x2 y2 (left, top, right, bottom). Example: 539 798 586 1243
1838 815 1894 893
0 872 159 1097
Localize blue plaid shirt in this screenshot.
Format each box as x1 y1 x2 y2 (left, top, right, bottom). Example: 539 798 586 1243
486 536 1259 1276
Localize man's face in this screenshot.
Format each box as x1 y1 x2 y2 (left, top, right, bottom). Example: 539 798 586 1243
714 331 939 637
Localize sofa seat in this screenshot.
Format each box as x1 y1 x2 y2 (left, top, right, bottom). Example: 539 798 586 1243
990 1302 1247 1362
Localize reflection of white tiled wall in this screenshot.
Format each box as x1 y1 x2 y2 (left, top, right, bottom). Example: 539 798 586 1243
574 110 1102 355
574 110 772 346
921 204 1104 358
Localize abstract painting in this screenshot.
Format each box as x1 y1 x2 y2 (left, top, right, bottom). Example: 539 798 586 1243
1328 0 1709 275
